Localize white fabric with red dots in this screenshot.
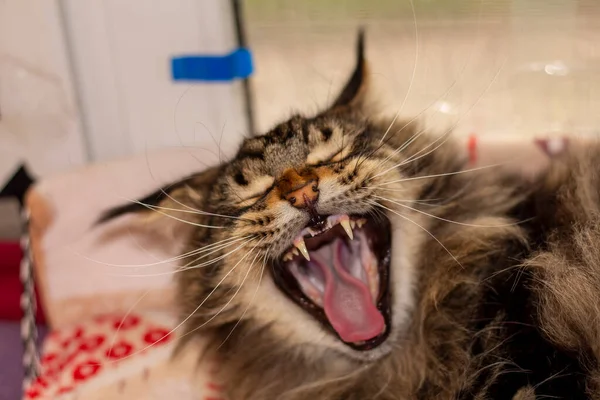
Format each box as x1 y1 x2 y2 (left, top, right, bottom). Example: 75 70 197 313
24 312 224 400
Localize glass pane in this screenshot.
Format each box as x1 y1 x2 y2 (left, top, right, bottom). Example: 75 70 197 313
244 0 600 138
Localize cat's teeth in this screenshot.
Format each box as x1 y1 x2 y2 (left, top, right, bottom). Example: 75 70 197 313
350 220 356 229
356 218 367 228
292 248 299 256
283 253 293 261
340 217 354 240
294 238 310 261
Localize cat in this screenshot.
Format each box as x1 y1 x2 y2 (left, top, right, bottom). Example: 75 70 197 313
101 31 600 399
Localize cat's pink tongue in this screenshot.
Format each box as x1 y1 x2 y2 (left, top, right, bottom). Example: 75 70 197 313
317 240 384 343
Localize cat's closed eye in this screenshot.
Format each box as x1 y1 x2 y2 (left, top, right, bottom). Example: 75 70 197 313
234 175 275 207
306 145 351 167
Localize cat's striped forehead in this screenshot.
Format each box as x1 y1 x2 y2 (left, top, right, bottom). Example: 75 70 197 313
233 116 362 179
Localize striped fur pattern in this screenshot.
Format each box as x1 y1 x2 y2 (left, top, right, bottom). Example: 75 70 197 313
100 32 600 399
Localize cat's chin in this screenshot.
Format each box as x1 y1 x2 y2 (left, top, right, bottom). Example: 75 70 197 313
272 213 393 351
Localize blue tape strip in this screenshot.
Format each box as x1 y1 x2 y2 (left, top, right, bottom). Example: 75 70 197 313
171 48 253 82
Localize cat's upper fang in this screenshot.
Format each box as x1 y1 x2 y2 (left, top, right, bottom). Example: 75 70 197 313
296 214 356 242
283 215 370 262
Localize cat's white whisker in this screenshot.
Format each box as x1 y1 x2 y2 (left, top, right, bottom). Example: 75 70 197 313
374 195 524 228
364 195 441 206
183 241 265 338
371 163 506 187
185 244 264 343
105 288 151 365
217 247 271 350
379 0 418 145
392 58 507 172
118 197 229 229
142 193 253 222
114 237 256 277
110 238 265 361
370 3 489 176
353 57 473 177
368 78 460 175
369 200 463 269
72 235 250 269
178 238 257 272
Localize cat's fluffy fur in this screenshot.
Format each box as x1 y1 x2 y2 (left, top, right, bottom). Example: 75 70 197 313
102 32 600 399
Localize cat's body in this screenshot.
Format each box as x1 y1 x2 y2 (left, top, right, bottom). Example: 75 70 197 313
102 33 600 399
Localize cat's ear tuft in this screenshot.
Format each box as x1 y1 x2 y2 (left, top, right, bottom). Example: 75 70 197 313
328 28 371 113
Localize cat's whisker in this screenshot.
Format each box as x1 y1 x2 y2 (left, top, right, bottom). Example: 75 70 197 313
353 43 479 177
120 197 229 228
368 200 463 269
364 195 442 206
145 189 254 222
175 239 264 334
370 17 497 177
72 235 250 269
379 0 418 145
217 247 271 350
374 195 523 228
183 240 265 338
141 146 211 216
105 288 151 364
195 120 226 163
177 238 257 272
370 163 506 187
111 238 265 361
356 78 457 178
366 69 461 172
368 60 469 174
388 58 507 173
115 237 256 277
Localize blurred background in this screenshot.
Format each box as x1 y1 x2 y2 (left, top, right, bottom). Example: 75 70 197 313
2 0 600 187
2 1 600 397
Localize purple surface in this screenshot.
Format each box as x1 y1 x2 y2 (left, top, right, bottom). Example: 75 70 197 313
0 322 47 400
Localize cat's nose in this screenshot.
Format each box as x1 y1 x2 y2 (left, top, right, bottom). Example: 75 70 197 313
279 169 319 208
285 183 319 208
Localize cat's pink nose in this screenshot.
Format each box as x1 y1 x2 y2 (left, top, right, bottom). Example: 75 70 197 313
279 168 319 208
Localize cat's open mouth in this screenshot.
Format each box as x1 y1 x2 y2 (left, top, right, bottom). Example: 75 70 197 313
272 213 392 350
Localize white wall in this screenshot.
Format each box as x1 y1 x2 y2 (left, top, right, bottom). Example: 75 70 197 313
61 0 247 164
0 0 247 187
0 0 87 184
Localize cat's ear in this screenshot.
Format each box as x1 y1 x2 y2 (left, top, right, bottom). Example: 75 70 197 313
326 29 373 114
96 166 220 227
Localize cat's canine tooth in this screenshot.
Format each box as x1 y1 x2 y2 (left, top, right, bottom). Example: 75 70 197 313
294 238 310 261
340 216 354 240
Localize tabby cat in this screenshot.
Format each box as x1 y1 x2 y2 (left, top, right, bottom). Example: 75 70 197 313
101 32 600 399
